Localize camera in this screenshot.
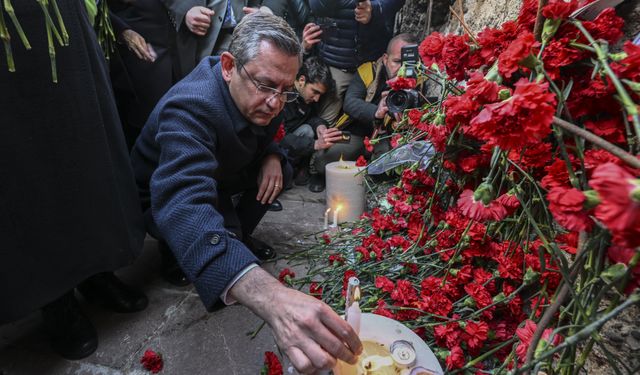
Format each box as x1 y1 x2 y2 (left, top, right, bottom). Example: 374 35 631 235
386 44 423 115
318 20 338 32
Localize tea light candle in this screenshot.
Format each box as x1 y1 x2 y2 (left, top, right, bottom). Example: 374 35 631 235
325 160 366 224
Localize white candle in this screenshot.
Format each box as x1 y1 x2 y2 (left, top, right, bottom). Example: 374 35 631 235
323 207 331 229
332 205 342 227
325 160 366 224
346 301 361 335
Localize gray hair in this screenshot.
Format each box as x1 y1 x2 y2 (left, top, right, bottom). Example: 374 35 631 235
229 12 302 68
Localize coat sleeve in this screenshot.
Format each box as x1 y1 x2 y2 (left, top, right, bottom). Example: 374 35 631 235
150 97 259 310
161 0 205 31
343 71 378 123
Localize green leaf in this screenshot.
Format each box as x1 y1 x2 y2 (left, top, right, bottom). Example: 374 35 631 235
600 263 627 282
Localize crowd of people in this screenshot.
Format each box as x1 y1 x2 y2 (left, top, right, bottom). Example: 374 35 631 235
1 0 414 372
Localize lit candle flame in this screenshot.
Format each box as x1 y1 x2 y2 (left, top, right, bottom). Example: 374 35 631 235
338 154 350 169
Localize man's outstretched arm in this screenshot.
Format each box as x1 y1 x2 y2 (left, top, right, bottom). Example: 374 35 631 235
229 267 363 373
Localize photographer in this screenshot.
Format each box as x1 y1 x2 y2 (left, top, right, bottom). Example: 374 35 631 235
308 33 417 192
302 0 405 125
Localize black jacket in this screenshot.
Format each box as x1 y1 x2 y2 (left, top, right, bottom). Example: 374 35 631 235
282 96 327 133
310 0 405 70
261 0 311 35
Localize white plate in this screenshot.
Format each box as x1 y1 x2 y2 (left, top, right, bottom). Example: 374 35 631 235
334 313 444 375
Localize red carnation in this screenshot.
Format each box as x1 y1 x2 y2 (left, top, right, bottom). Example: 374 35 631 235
547 187 593 231
441 34 471 81
465 320 489 351
342 270 357 296
390 279 418 305
457 188 507 222
419 32 445 67
446 346 466 370
542 0 578 19
375 276 396 293
263 351 283 375
387 77 416 91
515 320 562 364
363 136 374 152
464 283 492 309
469 79 556 150
278 268 295 284
498 31 538 79
589 163 640 247
355 155 367 167
309 282 323 299
434 321 463 349
273 122 285 143
373 299 395 319
140 349 163 374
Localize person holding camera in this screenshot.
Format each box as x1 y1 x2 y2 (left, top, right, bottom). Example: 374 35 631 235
306 33 418 192
279 57 342 187
302 0 406 126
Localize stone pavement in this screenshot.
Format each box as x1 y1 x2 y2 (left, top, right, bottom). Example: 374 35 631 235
0 185 327 375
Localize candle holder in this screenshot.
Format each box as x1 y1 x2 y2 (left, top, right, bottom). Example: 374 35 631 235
325 160 366 225
333 313 444 375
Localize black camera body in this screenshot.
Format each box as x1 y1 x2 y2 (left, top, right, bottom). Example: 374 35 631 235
386 44 422 115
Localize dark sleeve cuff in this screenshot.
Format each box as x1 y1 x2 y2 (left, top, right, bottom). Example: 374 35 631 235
181 231 259 310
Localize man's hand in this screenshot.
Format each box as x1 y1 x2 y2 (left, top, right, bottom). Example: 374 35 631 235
302 23 323 51
242 6 258 14
186 6 215 36
354 0 372 24
256 154 283 205
315 125 343 150
374 91 389 119
229 267 362 373
121 29 156 62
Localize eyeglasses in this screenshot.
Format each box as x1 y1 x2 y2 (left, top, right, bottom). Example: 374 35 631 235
239 64 299 103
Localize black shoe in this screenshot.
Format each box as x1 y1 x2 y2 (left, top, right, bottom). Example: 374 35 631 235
42 292 98 360
308 174 325 193
294 167 310 186
158 241 190 287
243 236 276 260
78 272 148 313
267 199 283 212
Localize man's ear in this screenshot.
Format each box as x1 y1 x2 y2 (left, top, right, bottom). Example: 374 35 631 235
382 52 388 66
220 52 235 83
297 75 306 85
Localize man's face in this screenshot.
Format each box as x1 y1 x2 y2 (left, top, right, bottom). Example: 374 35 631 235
383 40 410 79
222 41 300 126
296 76 327 104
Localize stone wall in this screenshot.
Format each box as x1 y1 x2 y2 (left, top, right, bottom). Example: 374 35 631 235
396 0 640 43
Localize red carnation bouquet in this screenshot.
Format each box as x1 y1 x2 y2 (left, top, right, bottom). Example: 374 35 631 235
286 1 640 373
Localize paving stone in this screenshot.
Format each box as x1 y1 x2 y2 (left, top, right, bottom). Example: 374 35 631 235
0 185 323 374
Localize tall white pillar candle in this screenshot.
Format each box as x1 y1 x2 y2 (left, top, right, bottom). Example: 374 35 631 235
325 160 366 224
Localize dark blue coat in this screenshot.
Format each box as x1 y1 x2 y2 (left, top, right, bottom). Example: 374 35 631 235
131 57 285 309
310 0 405 70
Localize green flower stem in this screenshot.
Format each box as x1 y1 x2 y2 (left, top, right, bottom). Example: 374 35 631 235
573 20 640 147
0 4 14 72
50 0 68 45
523 231 587 367
516 292 640 374
451 338 516 373
4 0 31 48
552 117 640 169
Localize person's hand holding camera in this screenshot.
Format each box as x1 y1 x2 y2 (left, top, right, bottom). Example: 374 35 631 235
302 23 323 51
375 91 389 119
186 6 215 36
355 0 372 24
315 125 343 150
